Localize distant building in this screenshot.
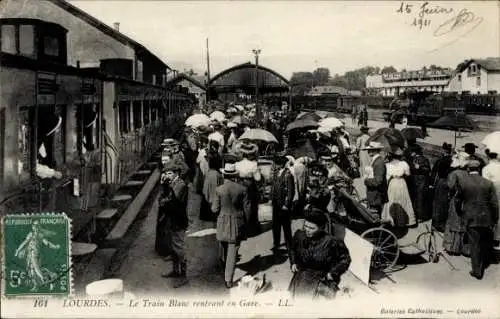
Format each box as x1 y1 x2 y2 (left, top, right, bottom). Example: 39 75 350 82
166 73 206 106
446 58 500 95
307 85 348 96
366 69 452 97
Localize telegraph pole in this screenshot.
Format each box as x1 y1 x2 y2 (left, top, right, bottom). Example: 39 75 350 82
206 38 211 103
252 49 261 121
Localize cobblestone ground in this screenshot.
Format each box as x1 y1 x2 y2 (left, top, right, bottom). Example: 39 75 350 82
115 119 499 299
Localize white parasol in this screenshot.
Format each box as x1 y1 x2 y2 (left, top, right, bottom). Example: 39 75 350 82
319 117 344 129
185 114 211 127
482 131 500 153
209 111 226 122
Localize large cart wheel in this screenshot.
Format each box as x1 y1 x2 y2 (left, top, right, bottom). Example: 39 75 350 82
360 227 400 271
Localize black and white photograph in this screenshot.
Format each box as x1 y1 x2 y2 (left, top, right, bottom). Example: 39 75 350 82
0 0 499 317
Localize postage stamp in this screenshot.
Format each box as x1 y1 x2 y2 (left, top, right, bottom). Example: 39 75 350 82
1 213 72 297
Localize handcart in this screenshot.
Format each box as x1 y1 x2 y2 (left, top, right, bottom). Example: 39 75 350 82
328 185 400 272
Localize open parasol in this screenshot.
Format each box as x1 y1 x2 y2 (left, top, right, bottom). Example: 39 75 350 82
209 111 226 122
318 117 344 130
286 118 319 132
314 110 330 119
296 112 321 122
429 113 477 147
401 127 425 141
482 131 500 154
239 128 278 143
185 114 211 128
367 127 406 151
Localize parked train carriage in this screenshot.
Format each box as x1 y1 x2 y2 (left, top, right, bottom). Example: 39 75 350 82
0 18 194 236
0 59 104 227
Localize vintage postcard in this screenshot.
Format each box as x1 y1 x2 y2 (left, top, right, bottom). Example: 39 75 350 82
0 0 499 318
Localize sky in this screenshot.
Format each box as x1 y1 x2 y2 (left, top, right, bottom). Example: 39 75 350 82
70 0 500 79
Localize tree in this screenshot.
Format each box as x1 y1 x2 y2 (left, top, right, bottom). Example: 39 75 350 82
381 66 397 74
312 67 330 86
290 72 314 95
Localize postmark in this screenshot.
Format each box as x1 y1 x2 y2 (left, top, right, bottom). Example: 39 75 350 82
1 213 72 297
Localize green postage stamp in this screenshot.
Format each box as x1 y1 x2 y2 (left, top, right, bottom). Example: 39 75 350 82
1 213 72 297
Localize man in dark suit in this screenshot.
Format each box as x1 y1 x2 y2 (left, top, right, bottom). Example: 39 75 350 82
363 141 388 217
160 163 189 288
212 163 251 288
271 155 295 255
459 160 499 279
463 143 487 174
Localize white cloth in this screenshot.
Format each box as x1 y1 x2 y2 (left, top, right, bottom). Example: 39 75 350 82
36 163 57 179
208 131 225 147
482 159 500 240
227 132 237 149
235 159 261 181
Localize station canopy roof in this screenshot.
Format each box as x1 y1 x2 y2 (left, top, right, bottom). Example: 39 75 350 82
208 62 290 94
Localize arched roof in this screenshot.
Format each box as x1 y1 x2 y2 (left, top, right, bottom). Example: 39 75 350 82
208 62 290 94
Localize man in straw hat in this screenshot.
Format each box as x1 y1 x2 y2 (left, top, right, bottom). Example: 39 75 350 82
160 162 189 288
363 141 388 218
212 163 251 288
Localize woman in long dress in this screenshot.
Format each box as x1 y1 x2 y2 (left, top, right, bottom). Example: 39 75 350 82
443 151 470 255
381 149 417 227
356 126 371 178
430 143 454 232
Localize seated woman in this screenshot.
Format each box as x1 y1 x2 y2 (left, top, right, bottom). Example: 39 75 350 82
288 209 351 300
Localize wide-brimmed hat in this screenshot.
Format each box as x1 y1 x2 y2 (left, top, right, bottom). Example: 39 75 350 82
162 162 184 174
462 143 477 154
391 148 404 156
220 163 238 176
362 141 384 150
239 142 258 155
466 160 481 169
162 138 178 147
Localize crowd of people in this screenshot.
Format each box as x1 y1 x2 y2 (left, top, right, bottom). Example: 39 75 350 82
152 101 499 299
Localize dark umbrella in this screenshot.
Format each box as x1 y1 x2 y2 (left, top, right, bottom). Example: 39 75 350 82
287 138 317 160
367 127 405 151
401 127 425 141
429 114 477 147
297 112 321 122
285 118 319 132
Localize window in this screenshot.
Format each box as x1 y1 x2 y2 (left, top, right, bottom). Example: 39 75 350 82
77 104 100 154
118 101 130 134
18 107 32 181
1 24 16 54
19 25 34 56
458 74 462 81
43 36 59 56
152 75 156 86
477 77 481 86
52 105 66 166
136 60 143 82
132 101 142 129
143 100 150 125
